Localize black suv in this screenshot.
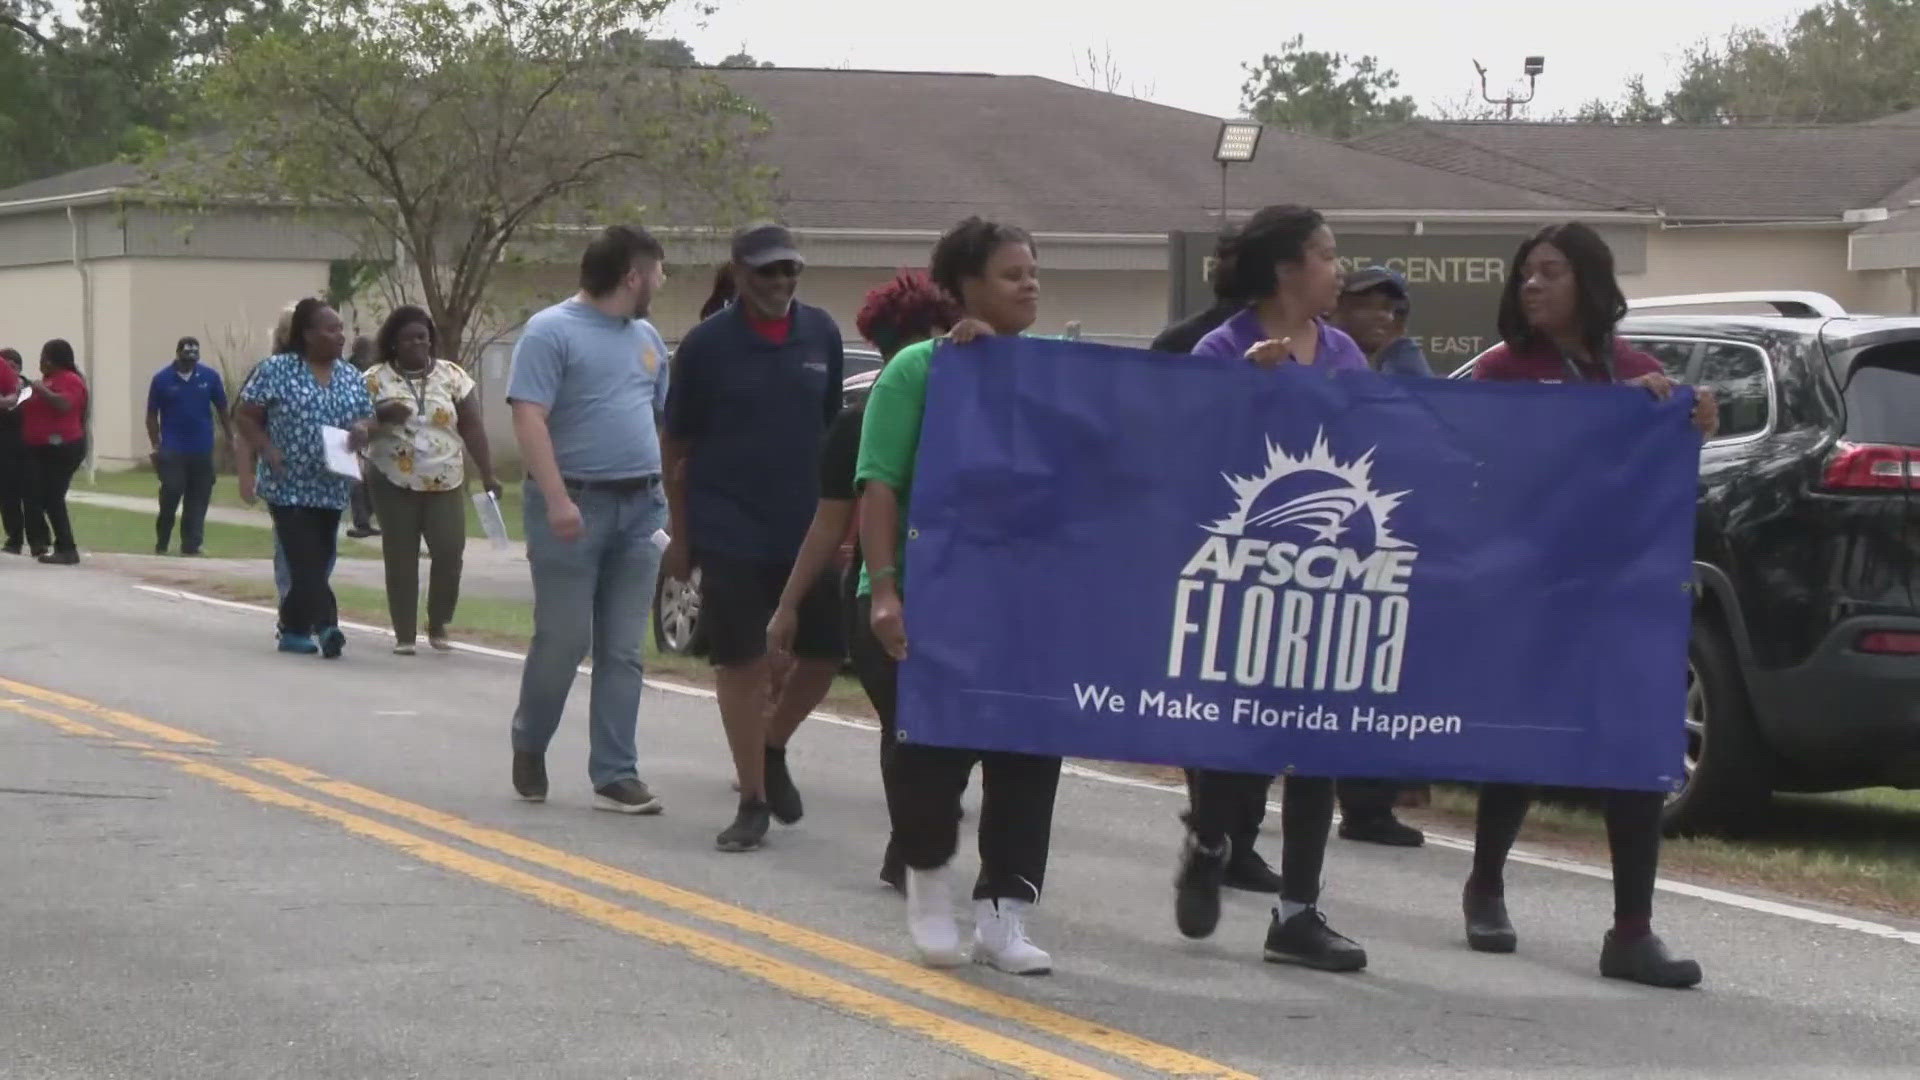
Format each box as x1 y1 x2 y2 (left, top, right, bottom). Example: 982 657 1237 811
1461 293 1920 834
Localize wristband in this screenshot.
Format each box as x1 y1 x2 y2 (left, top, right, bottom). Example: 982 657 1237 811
870 566 899 582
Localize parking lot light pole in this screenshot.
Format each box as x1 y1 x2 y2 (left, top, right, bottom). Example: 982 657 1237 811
1213 120 1263 229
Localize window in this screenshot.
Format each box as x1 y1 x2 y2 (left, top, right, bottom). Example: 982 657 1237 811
1840 345 1920 445
1692 342 1772 440
1632 338 1697 380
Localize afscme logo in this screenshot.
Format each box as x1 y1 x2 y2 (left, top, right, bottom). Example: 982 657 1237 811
1167 430 1418 693
1204 430 1412 550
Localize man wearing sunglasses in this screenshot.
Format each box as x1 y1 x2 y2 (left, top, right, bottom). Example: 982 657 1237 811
664 223 847 853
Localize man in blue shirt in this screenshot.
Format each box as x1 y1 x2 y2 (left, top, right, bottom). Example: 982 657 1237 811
146 336 231 556
506 225 673 817
664 223 846 853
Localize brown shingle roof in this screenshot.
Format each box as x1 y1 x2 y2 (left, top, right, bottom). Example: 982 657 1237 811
710 69 1607 232
0 70 1607 229
1349 120 1920 220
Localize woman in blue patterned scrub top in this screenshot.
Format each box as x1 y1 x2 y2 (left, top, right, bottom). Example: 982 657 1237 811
234 298 376 658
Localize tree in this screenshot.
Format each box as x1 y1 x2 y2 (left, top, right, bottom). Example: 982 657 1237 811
718 48 771 69
1072 42 1156 100
1240 36 1417 139
1575 75 1668 124
155 0 771 363
1589 0 1920 124
0 1 306 187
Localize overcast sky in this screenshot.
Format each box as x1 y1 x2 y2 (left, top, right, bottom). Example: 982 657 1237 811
660 0 1818 119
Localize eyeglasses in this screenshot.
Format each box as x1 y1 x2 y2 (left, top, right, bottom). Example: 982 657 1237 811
754 261 802 279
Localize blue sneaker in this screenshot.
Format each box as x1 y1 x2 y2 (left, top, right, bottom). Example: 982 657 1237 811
319 627 347 659
278 632 320 655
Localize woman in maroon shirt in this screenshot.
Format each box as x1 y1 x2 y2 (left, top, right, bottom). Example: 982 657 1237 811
19 338 90 564
1469 223 1717 989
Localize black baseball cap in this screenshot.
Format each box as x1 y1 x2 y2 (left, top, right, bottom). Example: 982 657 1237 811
1343 265 1410 305
731 223 805 269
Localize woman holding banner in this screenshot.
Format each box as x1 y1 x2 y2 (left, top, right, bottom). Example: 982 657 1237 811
855 217 1060 974
767 269 958 893
1176 204 1372 974
1468 221 1717 989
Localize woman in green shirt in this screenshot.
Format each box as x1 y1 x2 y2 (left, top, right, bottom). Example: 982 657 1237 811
854 217 1059 975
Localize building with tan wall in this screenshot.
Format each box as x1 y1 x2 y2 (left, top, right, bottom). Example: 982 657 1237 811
6 70 1920 469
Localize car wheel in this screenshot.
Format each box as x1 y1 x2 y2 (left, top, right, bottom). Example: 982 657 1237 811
653 566 705 656
1662 614 1773 837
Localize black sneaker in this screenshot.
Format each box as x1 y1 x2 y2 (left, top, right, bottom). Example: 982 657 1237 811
37 550 79 565
764 747 803 825
318 626 346 660
1463 885 1518 953
1174 833 1229 939
1223 844 1284 893
1263 908 1368 972
717 799 771 852
1600 931 1702 989
155 544 169 555
593 778 662 815
512 752 547 803
345 525 378 539
1338 814 1426 847
1 543 20 555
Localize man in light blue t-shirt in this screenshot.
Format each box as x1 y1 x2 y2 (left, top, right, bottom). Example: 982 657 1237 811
505 225 673 816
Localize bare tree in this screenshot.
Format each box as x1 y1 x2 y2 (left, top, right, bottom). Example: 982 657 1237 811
1073 41 1156 100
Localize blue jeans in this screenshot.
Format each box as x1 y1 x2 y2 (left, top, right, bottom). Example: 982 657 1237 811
511 482 667 788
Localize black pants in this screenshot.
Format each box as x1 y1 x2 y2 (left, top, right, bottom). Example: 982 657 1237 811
23 441 85 555
1184 767 1269 852
1337 778 1405 821
855 596 1059 902
1189 769 1335 905
1472 783 1663 922
0 427 25 549
156 450 216 553
269 504 342 636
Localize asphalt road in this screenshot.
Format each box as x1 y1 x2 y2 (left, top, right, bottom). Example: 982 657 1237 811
3 560 1917 1079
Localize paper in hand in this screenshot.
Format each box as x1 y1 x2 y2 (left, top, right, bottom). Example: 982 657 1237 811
320 426 362 479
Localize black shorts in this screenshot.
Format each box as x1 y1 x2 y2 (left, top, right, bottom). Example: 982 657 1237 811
699 551 847 667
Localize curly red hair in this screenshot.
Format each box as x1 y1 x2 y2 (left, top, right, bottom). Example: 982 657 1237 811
855 270 961 359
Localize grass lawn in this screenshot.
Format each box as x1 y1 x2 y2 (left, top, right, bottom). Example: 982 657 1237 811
68 502 281 559
186 574 873 717
82 467 529 541
1419 783 1920 918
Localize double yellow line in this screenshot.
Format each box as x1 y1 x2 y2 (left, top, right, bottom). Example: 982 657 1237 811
0 675 1252 1080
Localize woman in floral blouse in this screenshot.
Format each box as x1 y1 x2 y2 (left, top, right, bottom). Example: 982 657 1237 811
363 305 500 654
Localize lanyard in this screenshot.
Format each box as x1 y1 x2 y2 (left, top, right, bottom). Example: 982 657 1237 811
391 361 432 418
1559 341 1617 385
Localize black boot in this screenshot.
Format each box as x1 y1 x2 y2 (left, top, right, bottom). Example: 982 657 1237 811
1173 833 1229 939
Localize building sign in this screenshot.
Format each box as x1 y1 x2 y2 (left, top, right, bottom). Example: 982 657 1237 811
1170 231 1526 373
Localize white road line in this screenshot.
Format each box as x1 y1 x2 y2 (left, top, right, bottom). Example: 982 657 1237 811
129 583 1920 946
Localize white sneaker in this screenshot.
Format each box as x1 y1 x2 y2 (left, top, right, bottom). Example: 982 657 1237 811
973 898 1052 975
905 866 968 967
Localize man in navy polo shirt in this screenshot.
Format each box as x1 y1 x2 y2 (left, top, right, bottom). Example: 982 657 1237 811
664 223 846 853
146 336 231 556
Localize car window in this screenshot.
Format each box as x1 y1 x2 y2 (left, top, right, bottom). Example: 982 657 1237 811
1841 344 1920 445
1626 338 1697 379
1692 341 1772 440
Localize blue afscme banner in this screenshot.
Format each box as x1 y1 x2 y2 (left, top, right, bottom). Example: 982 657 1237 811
896 337 1699 793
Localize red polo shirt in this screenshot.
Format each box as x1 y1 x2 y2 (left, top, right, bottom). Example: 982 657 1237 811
1474 336 1662 385
20 369 87 446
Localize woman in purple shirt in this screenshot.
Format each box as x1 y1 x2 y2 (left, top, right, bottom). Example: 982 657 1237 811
1191 204 1368 372
1176 204 1370 976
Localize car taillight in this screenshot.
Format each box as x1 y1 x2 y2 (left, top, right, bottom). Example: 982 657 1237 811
1856 630 1920 655
1821 442 1919 491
